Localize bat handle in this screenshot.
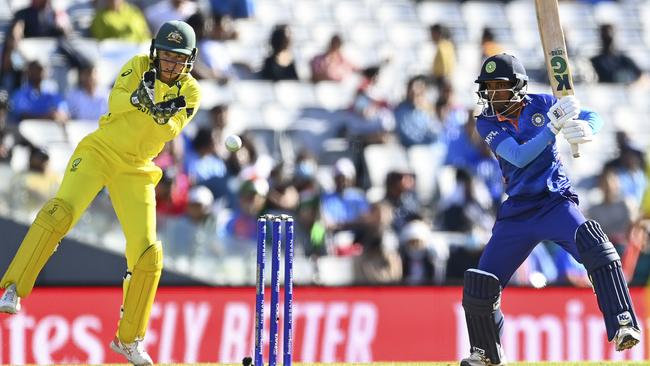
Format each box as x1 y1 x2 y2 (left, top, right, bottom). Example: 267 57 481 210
571 142 580 158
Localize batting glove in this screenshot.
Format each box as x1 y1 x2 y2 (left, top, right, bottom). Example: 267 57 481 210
562 119 593 144
151 96 186 124
547 96 580 135
130 69 157 111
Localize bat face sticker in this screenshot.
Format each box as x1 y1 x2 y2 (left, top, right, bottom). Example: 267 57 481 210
549 48 572 94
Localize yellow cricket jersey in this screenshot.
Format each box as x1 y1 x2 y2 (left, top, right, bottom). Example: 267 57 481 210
90 54 201 161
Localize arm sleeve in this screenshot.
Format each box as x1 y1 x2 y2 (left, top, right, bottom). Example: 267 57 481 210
495 128 555 168
107 56 145 115
578 108 603 134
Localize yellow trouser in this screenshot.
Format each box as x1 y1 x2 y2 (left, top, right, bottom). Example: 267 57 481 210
2 134 162 342
60 135 162 268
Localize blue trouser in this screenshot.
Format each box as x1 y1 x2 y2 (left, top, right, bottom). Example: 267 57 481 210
476 191 639 341
479 191 585 287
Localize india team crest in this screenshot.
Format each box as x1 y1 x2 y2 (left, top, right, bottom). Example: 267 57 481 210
485 61 496 73
167 30 183 44
531 113 545 127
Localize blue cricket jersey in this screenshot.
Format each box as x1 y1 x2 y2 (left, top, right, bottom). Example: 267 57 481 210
476 93 601 199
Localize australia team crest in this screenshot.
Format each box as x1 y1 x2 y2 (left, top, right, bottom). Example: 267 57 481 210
167 30 183 44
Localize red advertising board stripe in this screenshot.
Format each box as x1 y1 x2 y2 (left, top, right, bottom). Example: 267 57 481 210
0 287 645 364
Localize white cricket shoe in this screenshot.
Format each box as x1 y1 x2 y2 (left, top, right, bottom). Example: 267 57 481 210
110 337 153 366
460 348 507 366
0 284 21 314
614 325 641 351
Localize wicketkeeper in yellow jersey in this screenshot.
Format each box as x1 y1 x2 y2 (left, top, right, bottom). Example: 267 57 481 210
0 20 201 365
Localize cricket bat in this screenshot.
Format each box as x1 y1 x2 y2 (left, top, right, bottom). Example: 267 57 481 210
535 0 580 158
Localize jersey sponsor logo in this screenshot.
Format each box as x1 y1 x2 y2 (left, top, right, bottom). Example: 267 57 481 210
167 30 183 44
121 69 133 77
70 158 82 172
531 113 545 127
484 130 499 145
485 61 496 73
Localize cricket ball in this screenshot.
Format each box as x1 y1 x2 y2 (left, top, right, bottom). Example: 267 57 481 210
225 134 242 152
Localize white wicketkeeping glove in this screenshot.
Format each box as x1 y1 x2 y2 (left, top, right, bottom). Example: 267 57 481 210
547 96 580 135
562 119 593 144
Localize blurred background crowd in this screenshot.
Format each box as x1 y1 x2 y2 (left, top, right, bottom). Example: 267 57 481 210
0 0 650 287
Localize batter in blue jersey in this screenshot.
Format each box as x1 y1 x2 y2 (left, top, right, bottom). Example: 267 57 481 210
459 54 641 366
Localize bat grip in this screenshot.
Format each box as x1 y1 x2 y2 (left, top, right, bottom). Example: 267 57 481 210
571 143 580 158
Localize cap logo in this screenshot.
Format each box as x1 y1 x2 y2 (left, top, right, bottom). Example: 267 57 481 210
167 30 183 44
485 61 496 73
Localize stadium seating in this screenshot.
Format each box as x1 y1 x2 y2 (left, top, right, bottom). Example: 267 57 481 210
17 38 59 66
19 120 69 146
363 143 410 191
316 255 356 286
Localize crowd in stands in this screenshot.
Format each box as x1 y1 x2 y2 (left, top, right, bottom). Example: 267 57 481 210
0 0 649 287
